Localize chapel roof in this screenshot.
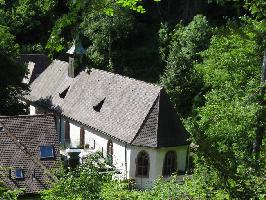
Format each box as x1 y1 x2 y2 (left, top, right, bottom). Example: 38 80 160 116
25 60 190 147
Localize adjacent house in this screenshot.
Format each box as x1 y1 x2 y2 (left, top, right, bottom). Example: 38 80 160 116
23 44 190 188
19 54 51 84
0 114 60 194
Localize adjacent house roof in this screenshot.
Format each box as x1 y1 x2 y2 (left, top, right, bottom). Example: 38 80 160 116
0 114 60 194
19 54 51 84
25 60 189 147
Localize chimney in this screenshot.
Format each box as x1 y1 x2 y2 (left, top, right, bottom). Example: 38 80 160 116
67 37 86 78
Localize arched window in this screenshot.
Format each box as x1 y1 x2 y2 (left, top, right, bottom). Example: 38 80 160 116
163 151 177 177
65 120 70 143
80 127 85 148
107 140 113 165
136 151 149 178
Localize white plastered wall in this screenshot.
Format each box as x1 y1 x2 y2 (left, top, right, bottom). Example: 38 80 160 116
58 116 128 178
29 105 36 115
128 145 188 188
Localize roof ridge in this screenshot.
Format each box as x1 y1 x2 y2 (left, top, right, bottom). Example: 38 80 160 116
90 68 163 90
0 113 54 119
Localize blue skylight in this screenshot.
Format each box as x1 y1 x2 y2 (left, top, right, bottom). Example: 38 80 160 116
39 145 54 159
15 169 24 179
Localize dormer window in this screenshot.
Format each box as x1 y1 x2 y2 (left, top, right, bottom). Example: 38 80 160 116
59 86 70 99
32 169 36 181
39 145 54 159
0 125 4 132
15 168 24 179
80 127 85 149
93 98 105 112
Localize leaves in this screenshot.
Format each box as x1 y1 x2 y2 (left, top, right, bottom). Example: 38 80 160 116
191 19 266 198
159 15 212 117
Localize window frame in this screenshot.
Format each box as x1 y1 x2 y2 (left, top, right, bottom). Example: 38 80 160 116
162 150 177 177
39 145 55 159
65 120 70 143
80 127 85 149
15 168 24 179
135 151 150 178
106 140 113 165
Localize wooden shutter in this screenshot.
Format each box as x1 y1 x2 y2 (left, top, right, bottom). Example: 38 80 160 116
65 121 70 141
80 127 85 148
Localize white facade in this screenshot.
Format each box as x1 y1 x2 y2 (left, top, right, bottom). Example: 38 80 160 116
30 105 189 188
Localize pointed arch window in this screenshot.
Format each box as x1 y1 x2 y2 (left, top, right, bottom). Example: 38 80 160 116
136 151 149 178
65 120 70 143
163 151 177 177
107 140 113 165
80 127 85 148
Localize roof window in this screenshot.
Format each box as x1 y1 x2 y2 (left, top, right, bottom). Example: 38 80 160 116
40 145 55 159
59 86 70 99
93 98 105 112
15 169 24 179
0 125 4 132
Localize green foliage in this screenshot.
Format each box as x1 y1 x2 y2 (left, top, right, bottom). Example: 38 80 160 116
0 26 28 116
0 167 23 200
101 180 144 200
0 53 29 115
0 189 23 200
0 0 57 35
210 0 266 19
159 15 212 117
41 152 107 200
191 19 266 199
81 6 134 70
109 0 160 15
45 0 134 71
46 13 78 57
0 26 19 57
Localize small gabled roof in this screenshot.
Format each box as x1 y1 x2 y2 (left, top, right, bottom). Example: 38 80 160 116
0 114 60 193
25 60 189 147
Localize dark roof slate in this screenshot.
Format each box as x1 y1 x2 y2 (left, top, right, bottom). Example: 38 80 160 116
0 114 60 193
132 90 190 147
25 60 189 147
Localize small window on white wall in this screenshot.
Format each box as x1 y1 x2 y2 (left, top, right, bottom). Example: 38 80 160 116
106 140 113 165
162 151 177 177
65 120 70 142
80 127 85 148
136 151 149 178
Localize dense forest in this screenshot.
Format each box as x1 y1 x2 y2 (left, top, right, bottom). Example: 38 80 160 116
0 0 265 199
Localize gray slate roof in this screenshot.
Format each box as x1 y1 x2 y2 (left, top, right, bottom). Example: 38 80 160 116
0 114 60 193
25 60 189 147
